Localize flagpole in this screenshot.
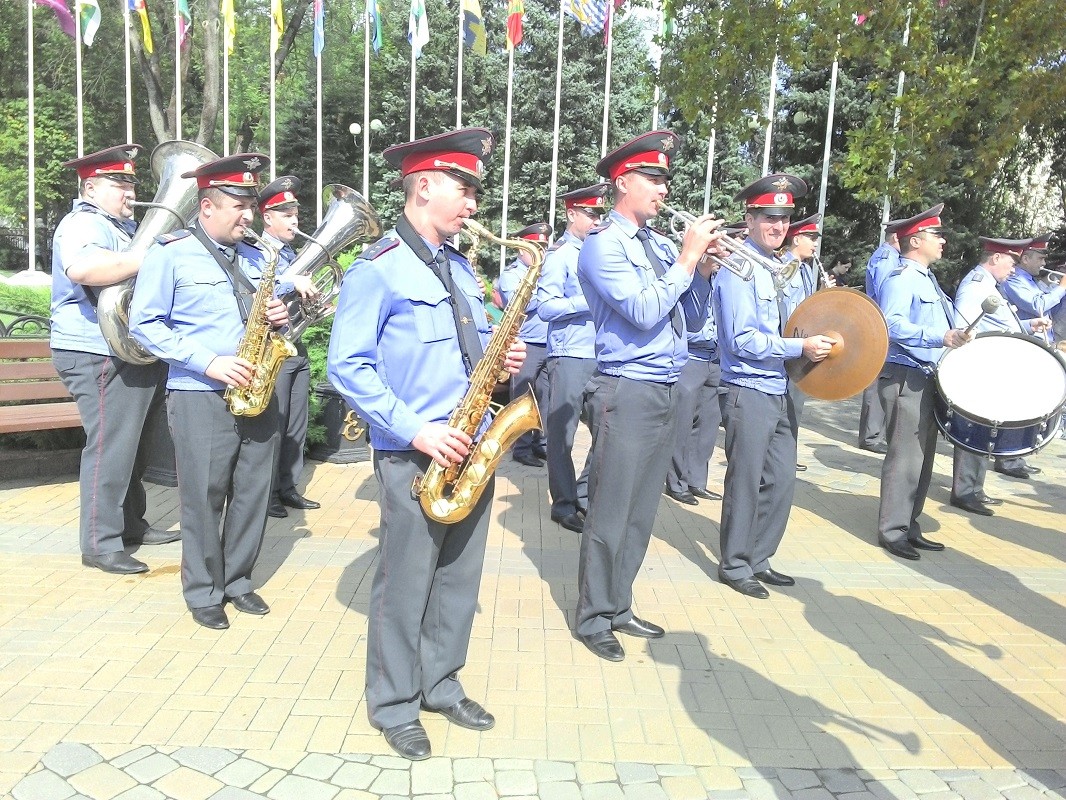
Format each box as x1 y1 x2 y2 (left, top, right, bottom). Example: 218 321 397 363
174 1 182 139
881 5 912 242
455 0 463 128
815 47 839 260
270 33 277 179
363 3 371 198
500 47 515 271
75 0 84 156
124 2 133 141
703 110 717 216
409 51 416 141
223 39 230 155
651 0 662 129
27 0 37 273
600 5 615 158
761 52 778 177
316 47 323 225
547 0 565 237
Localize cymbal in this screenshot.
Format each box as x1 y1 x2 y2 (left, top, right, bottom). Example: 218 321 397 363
784 288 888 401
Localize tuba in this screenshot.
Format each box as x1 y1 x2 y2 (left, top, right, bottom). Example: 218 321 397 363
97 140 218 365
413 218 544 524
283 184 382 341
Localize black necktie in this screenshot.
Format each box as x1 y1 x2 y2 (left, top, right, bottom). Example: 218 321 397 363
927 271 955 326
433 249 485 374
635 228 684 337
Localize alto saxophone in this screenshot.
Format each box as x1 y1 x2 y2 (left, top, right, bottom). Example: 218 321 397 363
413 218 545 524
224 230 298 417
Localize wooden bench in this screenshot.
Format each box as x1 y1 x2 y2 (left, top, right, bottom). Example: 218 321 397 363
0 339 82 434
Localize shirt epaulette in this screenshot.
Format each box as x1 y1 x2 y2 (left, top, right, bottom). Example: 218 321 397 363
155 229 191 245
648 225 669 238
361 237 400 261
888 265 907 278
587 220 612 236
546 238 566 253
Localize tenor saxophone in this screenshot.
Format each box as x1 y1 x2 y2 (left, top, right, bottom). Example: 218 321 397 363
224 230 298 417
413 218 545 524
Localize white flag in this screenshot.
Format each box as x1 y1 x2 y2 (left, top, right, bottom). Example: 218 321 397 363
408 0 429 58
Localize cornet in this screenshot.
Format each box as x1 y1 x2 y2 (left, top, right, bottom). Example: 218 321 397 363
658 204 786 283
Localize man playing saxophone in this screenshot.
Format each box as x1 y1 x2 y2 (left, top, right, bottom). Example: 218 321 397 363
327 129 525 761
129 154 290 631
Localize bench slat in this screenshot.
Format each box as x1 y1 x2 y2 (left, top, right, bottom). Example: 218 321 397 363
0 382 72 402
0 362 62 381
0 401 82 434
0 340 52 359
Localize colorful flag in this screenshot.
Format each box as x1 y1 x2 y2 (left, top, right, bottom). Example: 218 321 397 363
461 0 485 56
312 0 324 56
270 0 284 54
563 0 610 37
78 0 101 46
221 0 235 55
177 0 192 49
367 0 382 54
34 0 76 38
603 0 623 45
506 0 523 50
408 0 429 58
129 0 153 53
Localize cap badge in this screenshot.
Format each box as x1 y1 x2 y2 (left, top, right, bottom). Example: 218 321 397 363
772 177 791 191
283 191 294 201
774 192 789 205
124 148 138 159
475 159 484 178
480 138 492 156
658 153 667 165
279 177 294 190
660 137 675 151
243 156 262 170
123 162 133 171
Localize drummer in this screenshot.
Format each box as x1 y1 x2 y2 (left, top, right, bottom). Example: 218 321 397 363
875 205 971 561
949 237 1051 517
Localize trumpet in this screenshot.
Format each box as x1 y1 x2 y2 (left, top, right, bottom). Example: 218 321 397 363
658 204 786 283
1039 267 1065 286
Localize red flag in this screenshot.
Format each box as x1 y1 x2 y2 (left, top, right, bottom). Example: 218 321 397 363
506 0 523 50
34 0 76 38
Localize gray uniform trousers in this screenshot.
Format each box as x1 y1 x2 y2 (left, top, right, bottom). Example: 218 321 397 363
269 350 310 498
52 350 167 556
545 356 596 518
952 447 988 500
576 374 677 637
511 342 549 458
167 390 278 609
877 363 938 544
667 356 723 494
858 380 887 448
366 450 493 730
718 384 798 580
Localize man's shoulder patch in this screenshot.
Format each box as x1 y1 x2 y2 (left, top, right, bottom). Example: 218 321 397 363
587 220 612 237
361 237 401 261
155 229 191 245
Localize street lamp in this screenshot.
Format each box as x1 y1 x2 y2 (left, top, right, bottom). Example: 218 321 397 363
352 119 384 199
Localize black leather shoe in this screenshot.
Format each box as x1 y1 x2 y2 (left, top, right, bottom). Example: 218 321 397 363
578 630 624 662
690 487 722 500
532 444 548 460
552 513 584 533
422 697 495 731
910 534 945 551
993 464 1030 479
191 605 229 629
1024 465 1041 475
880 539 920 560
229 592 270 615
796 463 808 472
280 491 321 510
382 721 431 761
664 487 698 505
82 552 149 575
267 500 288 518
139 527 181 546
860 442 889 454
949 495 993 517
754 568 795 586
719 574 770 599
612 616 665 639
513 453 544 467
978 493 1003 506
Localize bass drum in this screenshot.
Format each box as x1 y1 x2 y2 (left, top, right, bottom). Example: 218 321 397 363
934 331 1066 456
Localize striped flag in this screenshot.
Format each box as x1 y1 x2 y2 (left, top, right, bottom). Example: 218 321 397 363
221 0 235 54
367 0 382 53
129 0 153 53
563 0 609 36
312 0 324 56
177 0 192 48
506 0 523 50
461 0 486 56
34 0 76 38
78 0 101 46
408 0 429 58
270 0 283 54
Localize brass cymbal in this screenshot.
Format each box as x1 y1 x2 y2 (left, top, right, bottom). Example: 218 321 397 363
783 288 888 401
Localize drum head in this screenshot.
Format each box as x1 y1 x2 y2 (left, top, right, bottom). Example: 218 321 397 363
936 332 1066 425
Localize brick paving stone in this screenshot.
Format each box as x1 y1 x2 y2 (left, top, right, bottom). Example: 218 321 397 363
496 769 538 795
793 788 835 800
900 770 951 793
266 775 339 800
332 762 380 790
332 791 380 800
496 759 535 771
111 747 158 770
455 758 495 783
411 794 453 800
112 788 166 800
617 763 659 785
293 753 343 781
12 769 76 800
125 753 179 784
938 772 979 782
247 768 287 795
539 781 582 800
152 766 224 800
655 765 696 777
975 771 1028 792
411 758 453 795
369 756 413 771
914 792 961 800
622 783 670 800
454 782 499 800
171 747 239 776
659 775 707 799
1002 786 1050 800
737 767 768 779
576 763 618 785
777 769 821 790
41 743 103 777
949 778 1010 800
744 778 791 800
870 780 920 800
707 791 750 800
214 758 270 789
69 761 138 799
210 789 272 800
819 768 867 794
581 784 625 800
697 767 744 791
836 792 880 800
1023 770 1066 791
369 768 410 796
536 760 578 783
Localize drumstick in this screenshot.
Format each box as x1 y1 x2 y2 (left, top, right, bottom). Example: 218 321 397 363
963 295 1001 335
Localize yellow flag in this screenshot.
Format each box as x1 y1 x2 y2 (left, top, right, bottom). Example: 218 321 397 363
221 0 235 55
271 0 284 54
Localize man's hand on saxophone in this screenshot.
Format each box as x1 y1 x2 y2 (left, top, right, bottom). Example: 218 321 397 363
501 337 526 375
265 297 290 328
413 423 473 467
205 356 255 389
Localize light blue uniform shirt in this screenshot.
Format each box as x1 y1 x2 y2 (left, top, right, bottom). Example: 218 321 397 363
865 241 900 306
49 199 136 355
326 232 491 452
954 265 1033 335
714 239 803 395
498 257 548 345
1038 277 1066 342
577 210 710 383
536 231 595 359
128 230 271 391
261 230 298 271
1001 270 1066 329
780 251 815 320
880 257 953 371
687 291 718 362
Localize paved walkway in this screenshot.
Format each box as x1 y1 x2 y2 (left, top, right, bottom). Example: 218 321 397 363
2 397 1064 799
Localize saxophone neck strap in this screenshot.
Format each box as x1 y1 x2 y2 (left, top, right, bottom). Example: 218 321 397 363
190 222 256 324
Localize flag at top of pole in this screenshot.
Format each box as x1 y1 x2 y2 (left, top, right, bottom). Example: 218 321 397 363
563 0 610 37
271 0 284 53
130 0 153 53
221 0 235 55
462 0 486 55
78 0 101 46
177 0 192 49
368 0 382 53
506 0 523 50
409 0 429 57
35 0 76 38
313 0 324 56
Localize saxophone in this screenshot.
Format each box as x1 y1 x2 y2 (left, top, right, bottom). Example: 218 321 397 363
414 218 545 524
224 230 298 417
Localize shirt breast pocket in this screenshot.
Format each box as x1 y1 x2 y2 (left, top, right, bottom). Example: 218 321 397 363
177 278 232 314
409 285 454 343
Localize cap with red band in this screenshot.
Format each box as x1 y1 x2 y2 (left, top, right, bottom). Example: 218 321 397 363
383 127 495 191
561 182 610 211
886 203 945 238
734 173 808 214
1024 232 1053 253
515 222 551 243
63 143 143 183
259 175 301 210
787 214 821 238
596 131 679 181
979 236 1029 258
182 153 270 198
